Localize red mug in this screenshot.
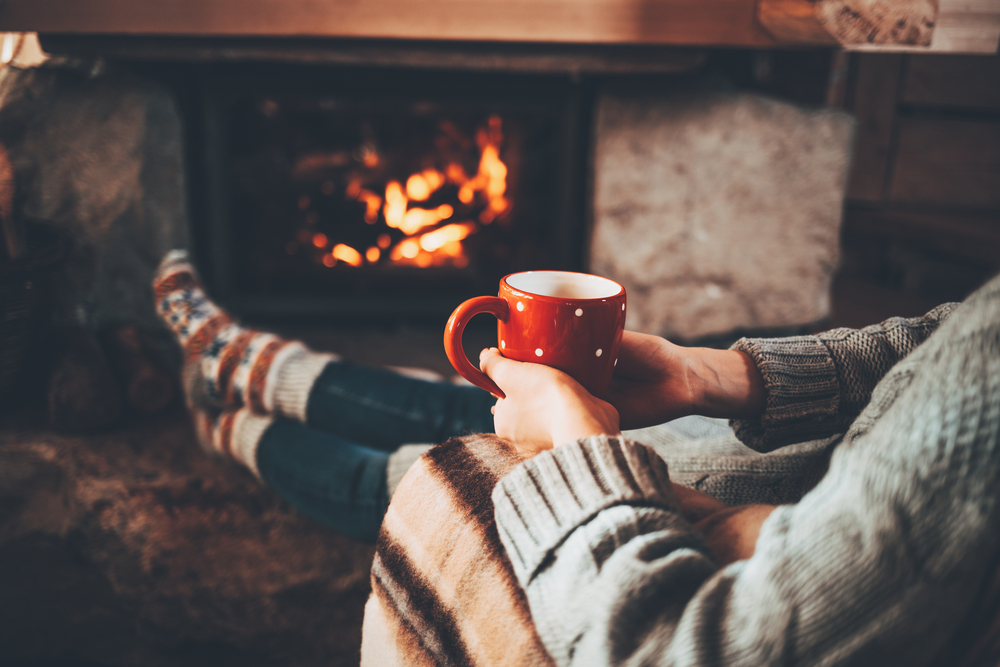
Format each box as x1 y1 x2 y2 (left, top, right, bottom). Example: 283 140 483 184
444 271 627 399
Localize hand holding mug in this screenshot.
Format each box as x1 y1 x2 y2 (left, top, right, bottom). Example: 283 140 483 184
478 346 620 452
444 271 627 399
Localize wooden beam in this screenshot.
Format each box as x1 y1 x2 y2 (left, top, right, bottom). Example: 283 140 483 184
845 53 905 201
843 205 1000 265
37 36 708 74
0 0 777 47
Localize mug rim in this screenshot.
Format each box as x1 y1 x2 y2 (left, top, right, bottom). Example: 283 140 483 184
501 270 625 301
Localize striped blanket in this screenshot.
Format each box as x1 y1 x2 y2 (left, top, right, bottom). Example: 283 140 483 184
361 434 549 667
360 434 1000 667
359 433 772 666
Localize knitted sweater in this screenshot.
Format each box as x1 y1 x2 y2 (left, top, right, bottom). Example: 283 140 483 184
493 274 1000 666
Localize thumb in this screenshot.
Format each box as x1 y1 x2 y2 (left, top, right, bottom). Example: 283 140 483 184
479 347 523 393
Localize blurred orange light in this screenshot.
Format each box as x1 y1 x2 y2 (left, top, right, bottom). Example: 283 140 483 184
366 246 381 263
377 233 392 249
322 254 335 267
312 233 328 248
446 162 468 184
384 181 408 229
332 243 363 267
406 174 431 201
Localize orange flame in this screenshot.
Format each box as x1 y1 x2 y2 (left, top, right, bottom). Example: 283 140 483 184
332 243 363 267
296 117 508 272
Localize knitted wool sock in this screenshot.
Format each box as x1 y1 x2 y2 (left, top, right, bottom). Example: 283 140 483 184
190 405 273 478
153 250 338 419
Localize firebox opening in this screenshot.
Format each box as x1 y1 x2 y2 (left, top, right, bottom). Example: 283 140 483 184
189 64 590 324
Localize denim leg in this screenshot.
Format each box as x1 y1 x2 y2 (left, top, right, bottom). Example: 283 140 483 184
257 417 390 543
305 362 496 451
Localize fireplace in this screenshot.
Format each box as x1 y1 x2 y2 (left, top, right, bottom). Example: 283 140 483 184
181 62 590 322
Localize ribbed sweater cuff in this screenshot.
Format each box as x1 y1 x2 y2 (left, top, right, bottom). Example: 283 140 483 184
493 436 678 582
730 335 841 450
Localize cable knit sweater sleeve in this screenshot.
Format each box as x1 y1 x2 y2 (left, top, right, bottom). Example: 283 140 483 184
493 277 1000 667
729 302 959 452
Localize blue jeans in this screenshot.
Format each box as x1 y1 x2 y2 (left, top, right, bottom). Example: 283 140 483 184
256 362 496 543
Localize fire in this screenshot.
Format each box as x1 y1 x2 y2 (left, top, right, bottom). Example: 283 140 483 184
300 115 509 271
331 243 363 267
406 169 445 201
389 222 476 267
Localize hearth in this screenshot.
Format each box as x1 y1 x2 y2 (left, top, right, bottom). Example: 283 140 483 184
185 63 590 322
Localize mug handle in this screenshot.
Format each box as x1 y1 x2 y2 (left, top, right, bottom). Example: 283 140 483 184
444 296 510 398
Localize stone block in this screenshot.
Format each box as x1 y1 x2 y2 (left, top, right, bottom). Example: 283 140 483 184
0 63 189 329
590 88 853 341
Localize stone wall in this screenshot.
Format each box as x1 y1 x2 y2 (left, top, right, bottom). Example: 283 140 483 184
591 84 853 341
0 58 188 330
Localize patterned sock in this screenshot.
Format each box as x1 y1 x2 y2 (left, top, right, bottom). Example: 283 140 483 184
153 250 338 418
190 405 273 478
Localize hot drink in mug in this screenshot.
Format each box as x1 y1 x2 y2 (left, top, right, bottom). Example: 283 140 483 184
444 271 627 398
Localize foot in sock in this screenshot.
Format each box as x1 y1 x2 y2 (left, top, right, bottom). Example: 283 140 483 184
153 250 338 418
189 405 272 478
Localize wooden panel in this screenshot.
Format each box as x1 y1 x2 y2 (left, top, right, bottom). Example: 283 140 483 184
843 206 1000 264
0 0 776 47
902 54 1000 111
890 117 1000 208
930 0 1000 54
38 36 708 74
846 54 905 201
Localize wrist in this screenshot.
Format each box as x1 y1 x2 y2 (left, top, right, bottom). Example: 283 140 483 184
685 348 765 419
549 384 620 446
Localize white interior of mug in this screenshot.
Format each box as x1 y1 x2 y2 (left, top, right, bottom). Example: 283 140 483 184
505 271 622 299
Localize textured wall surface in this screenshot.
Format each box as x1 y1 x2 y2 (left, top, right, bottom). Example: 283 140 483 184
591 87 853 341
0 61 189 329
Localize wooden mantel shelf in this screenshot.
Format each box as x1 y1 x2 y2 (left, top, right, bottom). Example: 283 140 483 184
1 0 994 54
0 0 778 47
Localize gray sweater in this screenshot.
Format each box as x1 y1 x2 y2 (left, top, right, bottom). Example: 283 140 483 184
492 274 1000 666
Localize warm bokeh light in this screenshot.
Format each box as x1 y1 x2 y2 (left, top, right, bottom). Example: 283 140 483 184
418 222 475 252
383 181 407 229
359 189 382 224
312 232 328 248
405 169 445 201
366 246 381 263
332 243 363 267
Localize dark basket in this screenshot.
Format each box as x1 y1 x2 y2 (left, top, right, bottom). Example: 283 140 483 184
0 221 71 403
